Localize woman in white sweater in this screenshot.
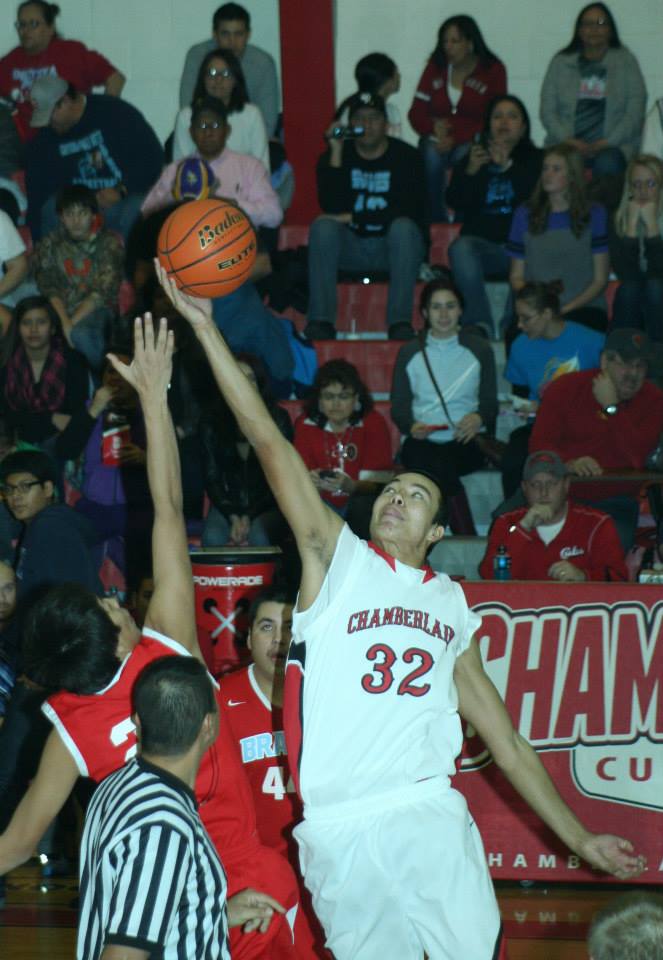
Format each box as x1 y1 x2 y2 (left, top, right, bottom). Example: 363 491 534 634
173 48 269 170
390 279 497 532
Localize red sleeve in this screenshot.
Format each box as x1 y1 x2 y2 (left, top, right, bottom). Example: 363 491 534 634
69 40 117 88
293 416 318 469
407 62 441 137
487 60 508 98
583 514 628 582
361 411 393 470
528 375 570 458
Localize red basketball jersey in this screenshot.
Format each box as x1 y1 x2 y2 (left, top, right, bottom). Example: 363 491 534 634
44 627 257 858
220 665 302 857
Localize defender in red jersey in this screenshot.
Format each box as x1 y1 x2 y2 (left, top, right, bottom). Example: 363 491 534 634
221 589 330 958
156 265 646 960
0 317 300 958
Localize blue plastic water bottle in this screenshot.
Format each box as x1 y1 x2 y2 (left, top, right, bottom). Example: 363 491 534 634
493 544 512 581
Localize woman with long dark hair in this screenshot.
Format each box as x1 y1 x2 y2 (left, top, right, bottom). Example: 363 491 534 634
391 280 497 533
173 47 268 169
0 1 124 140
447 94 543 331
408 14 506 222
507 143 610 331
336 52 402 138
0 295 88 447
540 3 646 178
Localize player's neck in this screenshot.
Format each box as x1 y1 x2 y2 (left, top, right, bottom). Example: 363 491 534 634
254 668 283 708
374 534 427 569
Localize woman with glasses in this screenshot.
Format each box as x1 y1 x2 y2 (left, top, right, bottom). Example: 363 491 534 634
0 1 124 141
173 47 269 170
609 154 663 340
294 359 393 517
0 295 88 449
539 3 646 179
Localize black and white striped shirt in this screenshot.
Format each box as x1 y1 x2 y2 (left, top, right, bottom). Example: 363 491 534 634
78 758 230 960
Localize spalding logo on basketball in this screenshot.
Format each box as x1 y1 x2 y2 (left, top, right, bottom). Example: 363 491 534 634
157 197 257 297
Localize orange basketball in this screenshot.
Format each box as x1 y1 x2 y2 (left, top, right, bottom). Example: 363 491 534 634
157 198 257 297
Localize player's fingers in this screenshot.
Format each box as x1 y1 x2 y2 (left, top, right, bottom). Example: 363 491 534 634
105 352 134 383
245 889 286 914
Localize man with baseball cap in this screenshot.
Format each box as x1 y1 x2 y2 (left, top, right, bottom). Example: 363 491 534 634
480 450 628 581
25 75 163 241
526 328 663 548
305 91 426 341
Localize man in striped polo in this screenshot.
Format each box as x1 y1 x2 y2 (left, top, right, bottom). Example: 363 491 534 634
78 656 231 960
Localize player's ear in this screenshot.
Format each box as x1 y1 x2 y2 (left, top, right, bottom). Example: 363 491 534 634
202 709 219 747
131 713 142 745
426 522 444 547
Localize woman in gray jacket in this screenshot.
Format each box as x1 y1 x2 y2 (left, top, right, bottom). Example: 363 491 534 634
540 3 646 178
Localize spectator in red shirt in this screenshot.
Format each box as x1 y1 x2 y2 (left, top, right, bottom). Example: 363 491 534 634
408 14 506 223
480 450 627 581
0 1 125 141
293 359 393 517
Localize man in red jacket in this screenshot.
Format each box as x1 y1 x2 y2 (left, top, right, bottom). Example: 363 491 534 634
480 450 627 581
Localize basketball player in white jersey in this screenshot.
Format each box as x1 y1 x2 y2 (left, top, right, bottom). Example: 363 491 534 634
156 264 646 960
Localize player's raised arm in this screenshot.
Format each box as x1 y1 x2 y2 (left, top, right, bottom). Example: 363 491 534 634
107 316 200 656
454 638 647 881
156 265 343 608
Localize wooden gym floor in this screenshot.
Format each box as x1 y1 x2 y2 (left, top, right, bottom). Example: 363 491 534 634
0 860 647 959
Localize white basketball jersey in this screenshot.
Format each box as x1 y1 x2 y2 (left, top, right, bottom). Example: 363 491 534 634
286 525 480 809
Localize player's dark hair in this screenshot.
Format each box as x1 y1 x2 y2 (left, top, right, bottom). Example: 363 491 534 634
55 184 98 215
194 47 248 113
213 3 250 30
588 893 663 960
132 656 217 756
248 586 296 626
17 1 60 26
22 584 122 693
190 95 229 127
515 281 562 317
304 358 373 426
419 278 464 324
430 15 499 70
0 448 57 486
561 2 621 54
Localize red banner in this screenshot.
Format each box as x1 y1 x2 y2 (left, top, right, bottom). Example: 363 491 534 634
456 582 662 883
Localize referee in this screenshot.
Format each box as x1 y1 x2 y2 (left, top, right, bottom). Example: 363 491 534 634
78 656 281 960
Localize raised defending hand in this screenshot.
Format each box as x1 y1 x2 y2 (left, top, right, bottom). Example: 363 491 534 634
154 259 213 330
107 313 173 400
579 834 647 881
227 887 286 933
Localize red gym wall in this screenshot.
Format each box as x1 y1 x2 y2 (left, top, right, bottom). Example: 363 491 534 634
279 0 335 224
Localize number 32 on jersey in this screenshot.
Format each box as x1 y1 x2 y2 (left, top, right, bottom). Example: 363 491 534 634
361 643 434 697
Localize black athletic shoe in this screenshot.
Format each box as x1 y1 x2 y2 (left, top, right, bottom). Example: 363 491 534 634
304 321 336 341
388 322 416 340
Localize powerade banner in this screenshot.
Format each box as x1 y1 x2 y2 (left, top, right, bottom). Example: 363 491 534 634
457 582 662 884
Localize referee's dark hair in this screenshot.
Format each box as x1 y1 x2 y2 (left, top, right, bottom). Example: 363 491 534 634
132 657 217 757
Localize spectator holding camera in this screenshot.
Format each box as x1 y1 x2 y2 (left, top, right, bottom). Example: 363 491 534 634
447 95 542 332
305 93 425 341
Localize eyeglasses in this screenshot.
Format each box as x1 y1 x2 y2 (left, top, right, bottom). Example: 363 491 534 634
15 18 45 29
206 68 233 79
580 17 608 26
193 120 223 130
320 390 355 402
631 179 657 189
2 480 43 497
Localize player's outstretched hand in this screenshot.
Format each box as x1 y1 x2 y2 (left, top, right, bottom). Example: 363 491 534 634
227 887 286 934
579 833 647 880
107 314 174 400
154 258 213 330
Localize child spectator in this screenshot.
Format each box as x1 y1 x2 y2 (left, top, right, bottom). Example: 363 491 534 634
33 185 124 370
